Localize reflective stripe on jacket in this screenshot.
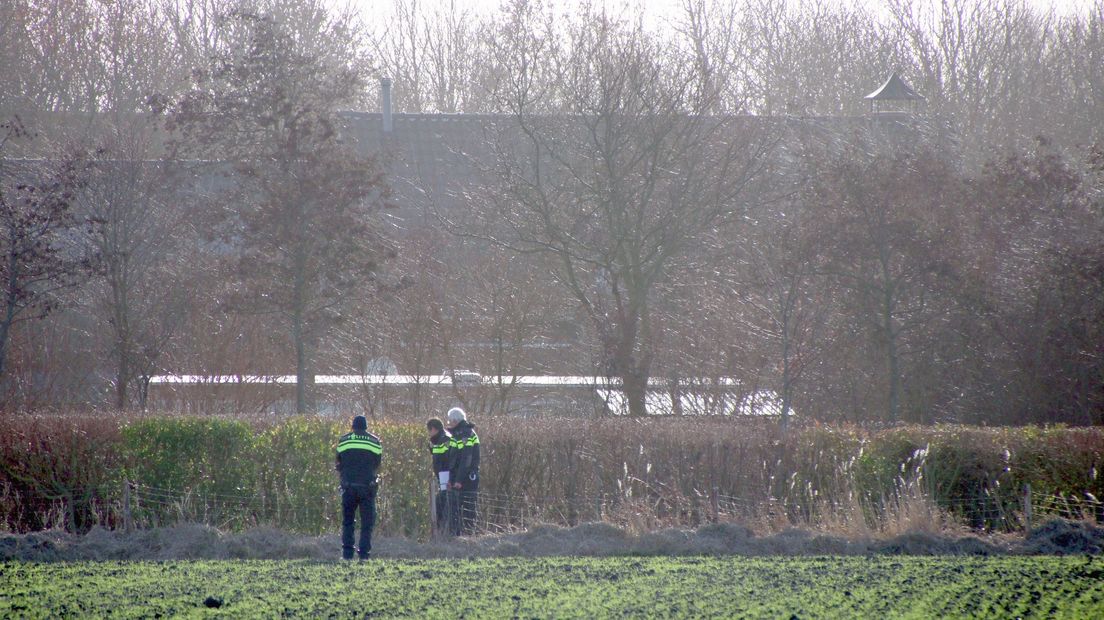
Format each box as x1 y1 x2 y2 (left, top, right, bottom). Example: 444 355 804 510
335 431 382 487
429 431 452 474
449 421 480 485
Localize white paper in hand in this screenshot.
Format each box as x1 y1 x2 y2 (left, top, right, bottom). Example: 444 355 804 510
438 471 450 491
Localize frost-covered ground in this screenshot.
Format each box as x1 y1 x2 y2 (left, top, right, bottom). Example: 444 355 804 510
3 519 1102 562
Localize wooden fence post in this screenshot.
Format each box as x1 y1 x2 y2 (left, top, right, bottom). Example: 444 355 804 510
429 475 438 540
123 479 133 532
1023 484 1032 534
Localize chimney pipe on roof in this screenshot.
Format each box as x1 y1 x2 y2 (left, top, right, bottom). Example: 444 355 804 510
380 77 393 133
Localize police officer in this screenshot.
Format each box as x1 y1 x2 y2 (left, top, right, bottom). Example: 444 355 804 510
446 407 480 536
335 415 382 560
426 417 453 536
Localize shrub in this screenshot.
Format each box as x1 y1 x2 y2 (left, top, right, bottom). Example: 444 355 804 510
256 417 342 534
1 414 1101 536
0 415 123 532
372 421 431 538
121 418 256 496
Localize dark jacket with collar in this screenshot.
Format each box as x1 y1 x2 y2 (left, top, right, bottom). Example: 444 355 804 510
335 431 382 487
429 430 453 475
448 421 480 488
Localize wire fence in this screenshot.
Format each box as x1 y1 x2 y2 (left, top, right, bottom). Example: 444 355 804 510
83 480 1100 539
9 478 1100 538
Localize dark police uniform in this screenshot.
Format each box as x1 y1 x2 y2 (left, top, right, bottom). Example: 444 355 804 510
428 429 453 535
448 420 480 535
335 429 382 559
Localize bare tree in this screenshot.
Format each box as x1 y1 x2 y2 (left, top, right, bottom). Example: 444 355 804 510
1046 2 1104 150
435 245 564 416
735 192 832 429
0 0 101 113
173 0 393 413
0 0 184 116
161 0 237 74
464 10 771 416
81 119 194 410
675 0 754 114
368 0 489 113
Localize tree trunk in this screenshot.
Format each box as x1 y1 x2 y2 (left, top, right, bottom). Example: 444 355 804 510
883 289 901 422
0 314 11 384
880 249 901 423
0 248 21 384
623 369 648 417
669 375 683 416
292 246 313 414
109 257 132 410
781 334 792 433
115 350 129 410
293 308 310 414
136 374 150 411
780 293 794 432
887 332 901 423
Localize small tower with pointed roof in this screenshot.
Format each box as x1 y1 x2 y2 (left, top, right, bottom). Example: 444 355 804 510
864 72 924 116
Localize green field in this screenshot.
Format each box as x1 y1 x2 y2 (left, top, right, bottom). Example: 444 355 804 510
2 557 1102 619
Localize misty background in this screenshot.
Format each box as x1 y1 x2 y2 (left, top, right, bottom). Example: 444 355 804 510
0 0 1101 425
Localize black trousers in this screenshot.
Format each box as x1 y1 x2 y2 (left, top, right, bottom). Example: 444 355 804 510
449 485 479 536
341 484 377 559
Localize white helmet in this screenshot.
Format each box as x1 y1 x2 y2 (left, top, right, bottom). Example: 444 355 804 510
446 407 466 424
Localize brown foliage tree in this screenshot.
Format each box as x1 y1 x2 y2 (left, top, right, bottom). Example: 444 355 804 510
0 119 97 385
807 140 964 422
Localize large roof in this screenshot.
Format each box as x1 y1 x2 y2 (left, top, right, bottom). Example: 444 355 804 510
341 112 502 231
864 73 924 101
5 109 928 235
339 112 889 233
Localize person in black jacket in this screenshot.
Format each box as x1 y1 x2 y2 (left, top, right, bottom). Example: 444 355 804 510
446 407 480 535
335 415 382 560
426 417 453 536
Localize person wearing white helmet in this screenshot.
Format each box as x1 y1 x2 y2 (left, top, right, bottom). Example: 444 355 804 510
446 407 480 535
